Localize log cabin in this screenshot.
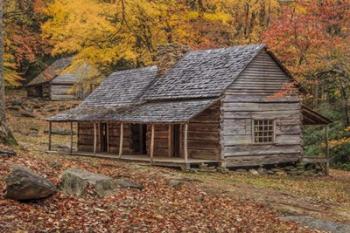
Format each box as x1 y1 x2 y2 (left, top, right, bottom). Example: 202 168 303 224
48 44 331 169
26 57 96 100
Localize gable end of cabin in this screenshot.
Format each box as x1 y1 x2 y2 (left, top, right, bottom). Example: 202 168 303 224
220 50 303 167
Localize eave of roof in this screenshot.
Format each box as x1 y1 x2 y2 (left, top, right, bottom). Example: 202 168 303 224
302 105 332 125
48 98 219 123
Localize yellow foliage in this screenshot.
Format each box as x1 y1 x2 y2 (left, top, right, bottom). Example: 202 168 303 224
42 0 283 80
3 53 22 87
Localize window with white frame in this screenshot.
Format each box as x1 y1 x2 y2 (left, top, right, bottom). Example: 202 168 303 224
253 119 275 144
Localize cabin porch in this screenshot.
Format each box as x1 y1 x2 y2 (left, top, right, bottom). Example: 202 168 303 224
64 152 218 169
47 117 221 169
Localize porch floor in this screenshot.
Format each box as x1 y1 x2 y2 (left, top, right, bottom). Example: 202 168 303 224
52 151 219 169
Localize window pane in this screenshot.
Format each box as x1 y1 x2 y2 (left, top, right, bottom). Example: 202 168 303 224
253 119 274 144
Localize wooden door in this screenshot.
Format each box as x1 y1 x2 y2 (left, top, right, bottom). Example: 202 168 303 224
131 124 147 154
172 125 181 157
100 123 108 152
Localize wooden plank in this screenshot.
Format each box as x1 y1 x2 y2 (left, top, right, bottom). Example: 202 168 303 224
168 125 172 157
106 122 110 153
223 135 252 146
150 124 155 163
119 123 124 158
223 96 299 103
50 94 76 101
93 123 97 154
275 135 302 145
223 144 302 157
70 122 73 154
224 154 300 167
223 102 300 112
48 122 52 151
184 123 189 164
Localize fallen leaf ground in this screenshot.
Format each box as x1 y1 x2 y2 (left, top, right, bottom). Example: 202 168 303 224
1 90 349 232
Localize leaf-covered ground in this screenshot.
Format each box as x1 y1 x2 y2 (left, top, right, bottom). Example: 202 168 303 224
0 148 317 233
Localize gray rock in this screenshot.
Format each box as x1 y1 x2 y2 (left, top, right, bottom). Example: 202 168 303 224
47 108 57 113
281 215 350 233
257 167 266 174
5 165 56 201
20 110 35 118
11 100 23 107
7 106 21 111
167 179 184 188
115 178 144 190
249 169 259 175
60 168 116 197
0 150 16 158
235 169 247 173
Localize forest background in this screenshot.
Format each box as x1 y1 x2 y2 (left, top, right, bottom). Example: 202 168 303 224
3 0 350 169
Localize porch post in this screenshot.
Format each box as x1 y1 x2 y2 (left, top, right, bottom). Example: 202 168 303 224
48 121 52 151
93 122 97 154
184 123 189 164
106 122 110 153
150 124 155 163
325 125 330 175
119 122 124 158
70 122 73 154
168 124 172 157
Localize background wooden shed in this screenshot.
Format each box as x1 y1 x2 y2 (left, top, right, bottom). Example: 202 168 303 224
26 57 96 100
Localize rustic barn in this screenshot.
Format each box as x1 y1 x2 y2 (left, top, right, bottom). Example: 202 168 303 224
26 57 96 100
48 44 331 168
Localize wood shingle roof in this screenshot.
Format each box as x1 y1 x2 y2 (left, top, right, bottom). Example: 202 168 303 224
81 66 158 107
49 44 268 123
143 44 265 100
27 57 73 86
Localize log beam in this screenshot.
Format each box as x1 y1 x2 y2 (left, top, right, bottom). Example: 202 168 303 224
184 123 189 164
150 124 155 163
48 122 52 151
106 122 110 153
70 122 73 154
93 122 97 154
168 124 172 157
119 122 124 158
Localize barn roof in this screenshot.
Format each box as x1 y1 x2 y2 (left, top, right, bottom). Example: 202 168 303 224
143 44 265 100
27 57 73 86
49 99 218 123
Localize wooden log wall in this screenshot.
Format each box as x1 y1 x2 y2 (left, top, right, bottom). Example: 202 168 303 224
108 122 133 154
26 85 42 97
146 124 170 157
188 102 221 160
78 122 98 152
77 122 133 154
50 74 79 100
42 83 51 99
221 51 303 167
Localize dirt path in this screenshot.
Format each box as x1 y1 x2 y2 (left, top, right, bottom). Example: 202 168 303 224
167 171 350 232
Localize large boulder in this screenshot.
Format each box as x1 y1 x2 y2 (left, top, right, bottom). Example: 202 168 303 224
114 178 144 190
60 169 143 197
0 149 16 158
60 169 117 197
5 166 57 201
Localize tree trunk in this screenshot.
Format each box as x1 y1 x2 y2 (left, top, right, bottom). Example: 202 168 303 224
0 1 16 145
